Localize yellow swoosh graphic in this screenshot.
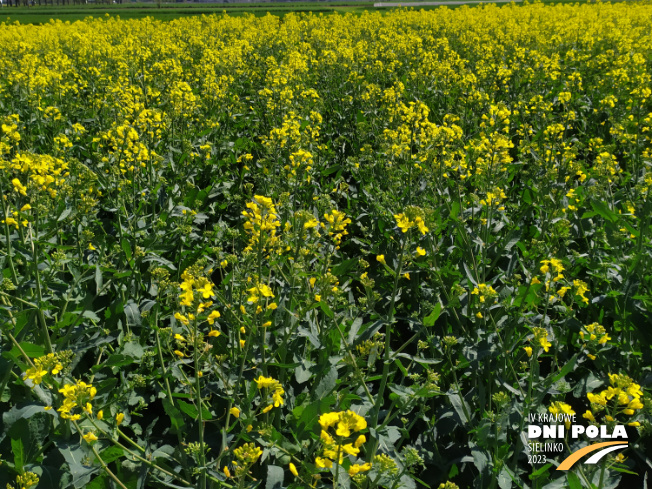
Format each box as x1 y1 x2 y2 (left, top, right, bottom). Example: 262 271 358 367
556 441 628 471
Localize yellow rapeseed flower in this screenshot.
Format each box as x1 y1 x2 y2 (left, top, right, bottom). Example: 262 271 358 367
83 432 98 443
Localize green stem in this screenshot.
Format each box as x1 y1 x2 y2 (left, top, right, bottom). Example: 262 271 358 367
86 416 192 486
0 184 19 285
333 319 375 405
368 237 407 460
597 461 606 489
193 317 207 489
511 347 537 468
30 217 53 354
116 428 146 453
334 443 341 489
72 420 128 489
91 444 129 489
447 350 471 423
155 312 176 406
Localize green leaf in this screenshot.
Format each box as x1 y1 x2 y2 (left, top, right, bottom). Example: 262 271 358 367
529 463 552 479
448 390 471 424
265 465 284 489
498 467 514 489
621 219 639 238
59 443 99 488
124 301 142 327
424 303 442 327
471 448 490 477
162 398 186 435
376 425 401 449
591 201 619 223
319 301 334 319
142 254 177 270
463 262 477 286
450 201 460 219
99 446 124 465
321 164 341 177
567 471 583 489
86 474 109 489
121 342 144 360
106 354 132 367
80 310 101 322
176 399 212 421
315 366 337 399
547 354 577 387
95 264 103 295
121 240 132 261
393 358 408 376
347 317 363 344
293 396 335 437
11 437 24 472
58 207 73 221
2 342 45 365
150 444 175 461
354 320 385 345
176 399 198 419
332 258 357 277
294 358 315 384
2 404 58 427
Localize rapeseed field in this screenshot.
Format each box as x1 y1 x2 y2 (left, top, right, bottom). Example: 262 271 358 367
1 3 651 488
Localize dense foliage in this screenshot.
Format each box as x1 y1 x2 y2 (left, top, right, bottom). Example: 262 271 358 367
1 3 651 488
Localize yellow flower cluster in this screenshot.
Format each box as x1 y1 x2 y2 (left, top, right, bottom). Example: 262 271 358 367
584 374 644 424
100 123 154 175
178 268 214 307
540 258 564 282
316 410 371 476
83 431 99 444
549 401 575 417
8 472 39 489
549 401 575 429
242 195 280 253
0 115 21 156
470 283 497 303
479 188 507 209
580 323 610 344
254 375 285 412
531 327 552 353
564 188 581 213
246 283 274 303
323 209 352 246
394 213 428 235
393 206 429 235
286 148 313 181
58 380 97 421
579 322 610 360
24 353 64 387
573 279 590 305
2 203 31 230
232 442 263 476
2 153 69 199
